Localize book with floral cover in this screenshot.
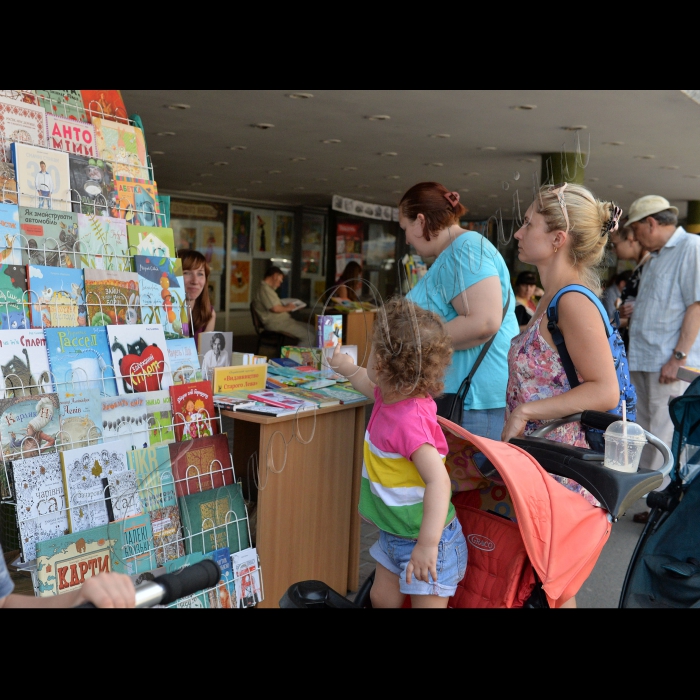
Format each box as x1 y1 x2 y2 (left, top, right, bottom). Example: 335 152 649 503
76 213 129 271
0 96 45 162
36 90 86 123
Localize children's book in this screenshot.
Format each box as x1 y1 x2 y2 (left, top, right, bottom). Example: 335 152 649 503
0 393 60 463
212 365 267 396
19 206 79 267
12 451 68 563
77 213 129 270
166 336 202 384
92 117 149 180
246 389 316 412
134 254 186 339
280 345 323 369
0 203 21 264
114 176 162 228
316 314 343 348
144 389 175 445
36 90 86 123
60 436 132 532
44 326 119 397
279 386 340 408
0 162 17 204
27 264 85 328
0 96 46 161
101 393 150 449
69 155 114 218
268 357 301 369
112 512 156 575
45 114 95 157
169 380 217 441
232 547 263 608
0 328 52 400
315 384 368 404
207 546 236 608
102 469 143 521
106 323 170 395
84 268 140 326
58 386 103 449
80 91 128 124
12 142 71 211
179 481 249 556
35 523 122 597
168 433 232 498
0 264 28 328
164 551 210 608
128 225 176 258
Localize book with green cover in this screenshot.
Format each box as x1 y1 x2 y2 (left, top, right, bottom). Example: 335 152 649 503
314 384 367 404
179 482 249 556
77 213 130 271
0 264 27 329
127 224 175 257
112 512 156 575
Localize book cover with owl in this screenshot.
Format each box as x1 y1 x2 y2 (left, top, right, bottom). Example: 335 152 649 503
0 203 21 264
12 451 69 563
35 522 124 596
44 326 119 397
134 255 186 339
84 268 140 327
19 206 79 267
0 393 60 463
59 436 133 533
77 213 129 271
27 264 85 329
0 264 28 329
12 142 70 212
114 177 162 228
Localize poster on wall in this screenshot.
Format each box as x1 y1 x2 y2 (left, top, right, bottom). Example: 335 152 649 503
335 221 364 280
174 222 197 251
229 258 251 306
201 223 224 272
301 213 324 276
275 212 294 258
233 209 251 254
252 211 274 258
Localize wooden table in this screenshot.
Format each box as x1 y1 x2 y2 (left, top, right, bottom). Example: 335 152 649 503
222 400 372 608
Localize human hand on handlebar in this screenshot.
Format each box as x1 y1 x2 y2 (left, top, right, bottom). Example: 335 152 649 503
73 572 135 609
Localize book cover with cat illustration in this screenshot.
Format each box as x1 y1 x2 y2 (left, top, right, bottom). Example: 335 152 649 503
106 323 171 395
101 393 150 449
168 433 231 498
69 156 115 219
58 385 103 449
12 451 68 563
0 203 21 264
27 264 85 329
84 268 140 327
12 142 70 212
76 212 129 271
92 117 149 181
134 254 186 339
0 264 28 329
114 177 162 228
36 90 86 123
0 328 52 401
60 436 132 533
44 326 119 397
128 226 175 257
19 206 79 267
169 380 217 442
0 393 60 463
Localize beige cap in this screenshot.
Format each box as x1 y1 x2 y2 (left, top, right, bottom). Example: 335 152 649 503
627 195 679 225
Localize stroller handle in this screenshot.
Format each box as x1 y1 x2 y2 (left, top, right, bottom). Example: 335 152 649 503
529 412 674 477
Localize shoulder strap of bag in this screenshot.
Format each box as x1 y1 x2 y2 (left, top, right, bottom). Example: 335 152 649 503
454 292 511 403
546 284 613 390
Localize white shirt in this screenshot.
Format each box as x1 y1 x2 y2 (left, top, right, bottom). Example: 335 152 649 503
35 171 53 193
629 227 700 372
201 348 230 380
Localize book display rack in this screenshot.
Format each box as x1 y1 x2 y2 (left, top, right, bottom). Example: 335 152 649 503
0 89 263 608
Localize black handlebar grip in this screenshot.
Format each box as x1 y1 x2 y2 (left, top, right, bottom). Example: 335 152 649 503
580 410 622 432
156 559 221 605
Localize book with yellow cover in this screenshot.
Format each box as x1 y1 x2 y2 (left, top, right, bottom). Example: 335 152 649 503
213 364 267 395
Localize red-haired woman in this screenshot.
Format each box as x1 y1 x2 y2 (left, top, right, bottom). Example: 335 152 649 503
400 182 519 445
177 249 216 348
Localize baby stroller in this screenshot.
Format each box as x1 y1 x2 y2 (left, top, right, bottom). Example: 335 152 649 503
280 410 672 609
619 375 700 608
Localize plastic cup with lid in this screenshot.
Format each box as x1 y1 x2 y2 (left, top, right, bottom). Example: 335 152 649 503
603 419 647 473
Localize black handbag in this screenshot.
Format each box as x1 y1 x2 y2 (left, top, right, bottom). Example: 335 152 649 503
435 296 510 424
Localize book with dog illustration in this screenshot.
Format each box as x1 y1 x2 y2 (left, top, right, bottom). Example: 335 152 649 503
101 393 150 450
27 264 85 329
0 203 21 264
84 268 141 327
169 380 217 442
0 264 27 329
44 326 119 397
114 177 162 228
77 213 129 271
106 322 171 395
19 206 79 267
134 254 186 339
0 393 60 463
168 433 231 498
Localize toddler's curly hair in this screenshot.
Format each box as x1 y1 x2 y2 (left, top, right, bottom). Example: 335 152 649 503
372 296 453 397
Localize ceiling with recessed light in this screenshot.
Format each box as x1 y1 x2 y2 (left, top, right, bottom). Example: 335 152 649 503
120 90 700 218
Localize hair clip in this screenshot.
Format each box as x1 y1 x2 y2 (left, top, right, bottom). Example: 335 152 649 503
603 205 623 236
443 191 460 207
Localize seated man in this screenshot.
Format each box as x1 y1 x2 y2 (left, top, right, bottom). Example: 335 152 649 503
253 266 314 346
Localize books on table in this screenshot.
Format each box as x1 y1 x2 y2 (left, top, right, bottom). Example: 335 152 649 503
246 389 317 412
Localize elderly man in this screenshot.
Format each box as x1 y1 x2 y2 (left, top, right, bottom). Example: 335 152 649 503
252 266 313 346
626 195 700 519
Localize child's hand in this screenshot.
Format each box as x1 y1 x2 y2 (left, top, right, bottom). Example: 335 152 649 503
328 344 356 377
406 543 438 585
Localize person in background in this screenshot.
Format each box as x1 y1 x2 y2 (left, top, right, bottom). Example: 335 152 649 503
252 266 314 346
0 541 135 608
333 261 364 302
513 270 542 331
625 195 700 523
400 182 519 443
601 270 632 320
178 249 215 349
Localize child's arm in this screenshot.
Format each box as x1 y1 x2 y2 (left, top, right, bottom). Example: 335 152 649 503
406 443 451 585
327 344 375 399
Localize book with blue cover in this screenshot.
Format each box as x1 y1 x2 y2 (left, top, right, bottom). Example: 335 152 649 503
0 264 28 329
27 264 85 329
0 203 21 265
44 326 119 397
58 385 103 449
134 254 186 339
18 205 79 267
112 512 156 575
166 336 201 384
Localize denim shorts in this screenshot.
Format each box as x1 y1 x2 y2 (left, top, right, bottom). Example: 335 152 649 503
369 518 467 597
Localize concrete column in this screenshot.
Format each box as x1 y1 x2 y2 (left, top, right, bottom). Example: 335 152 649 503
541 152 585 186
686 200 700 234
